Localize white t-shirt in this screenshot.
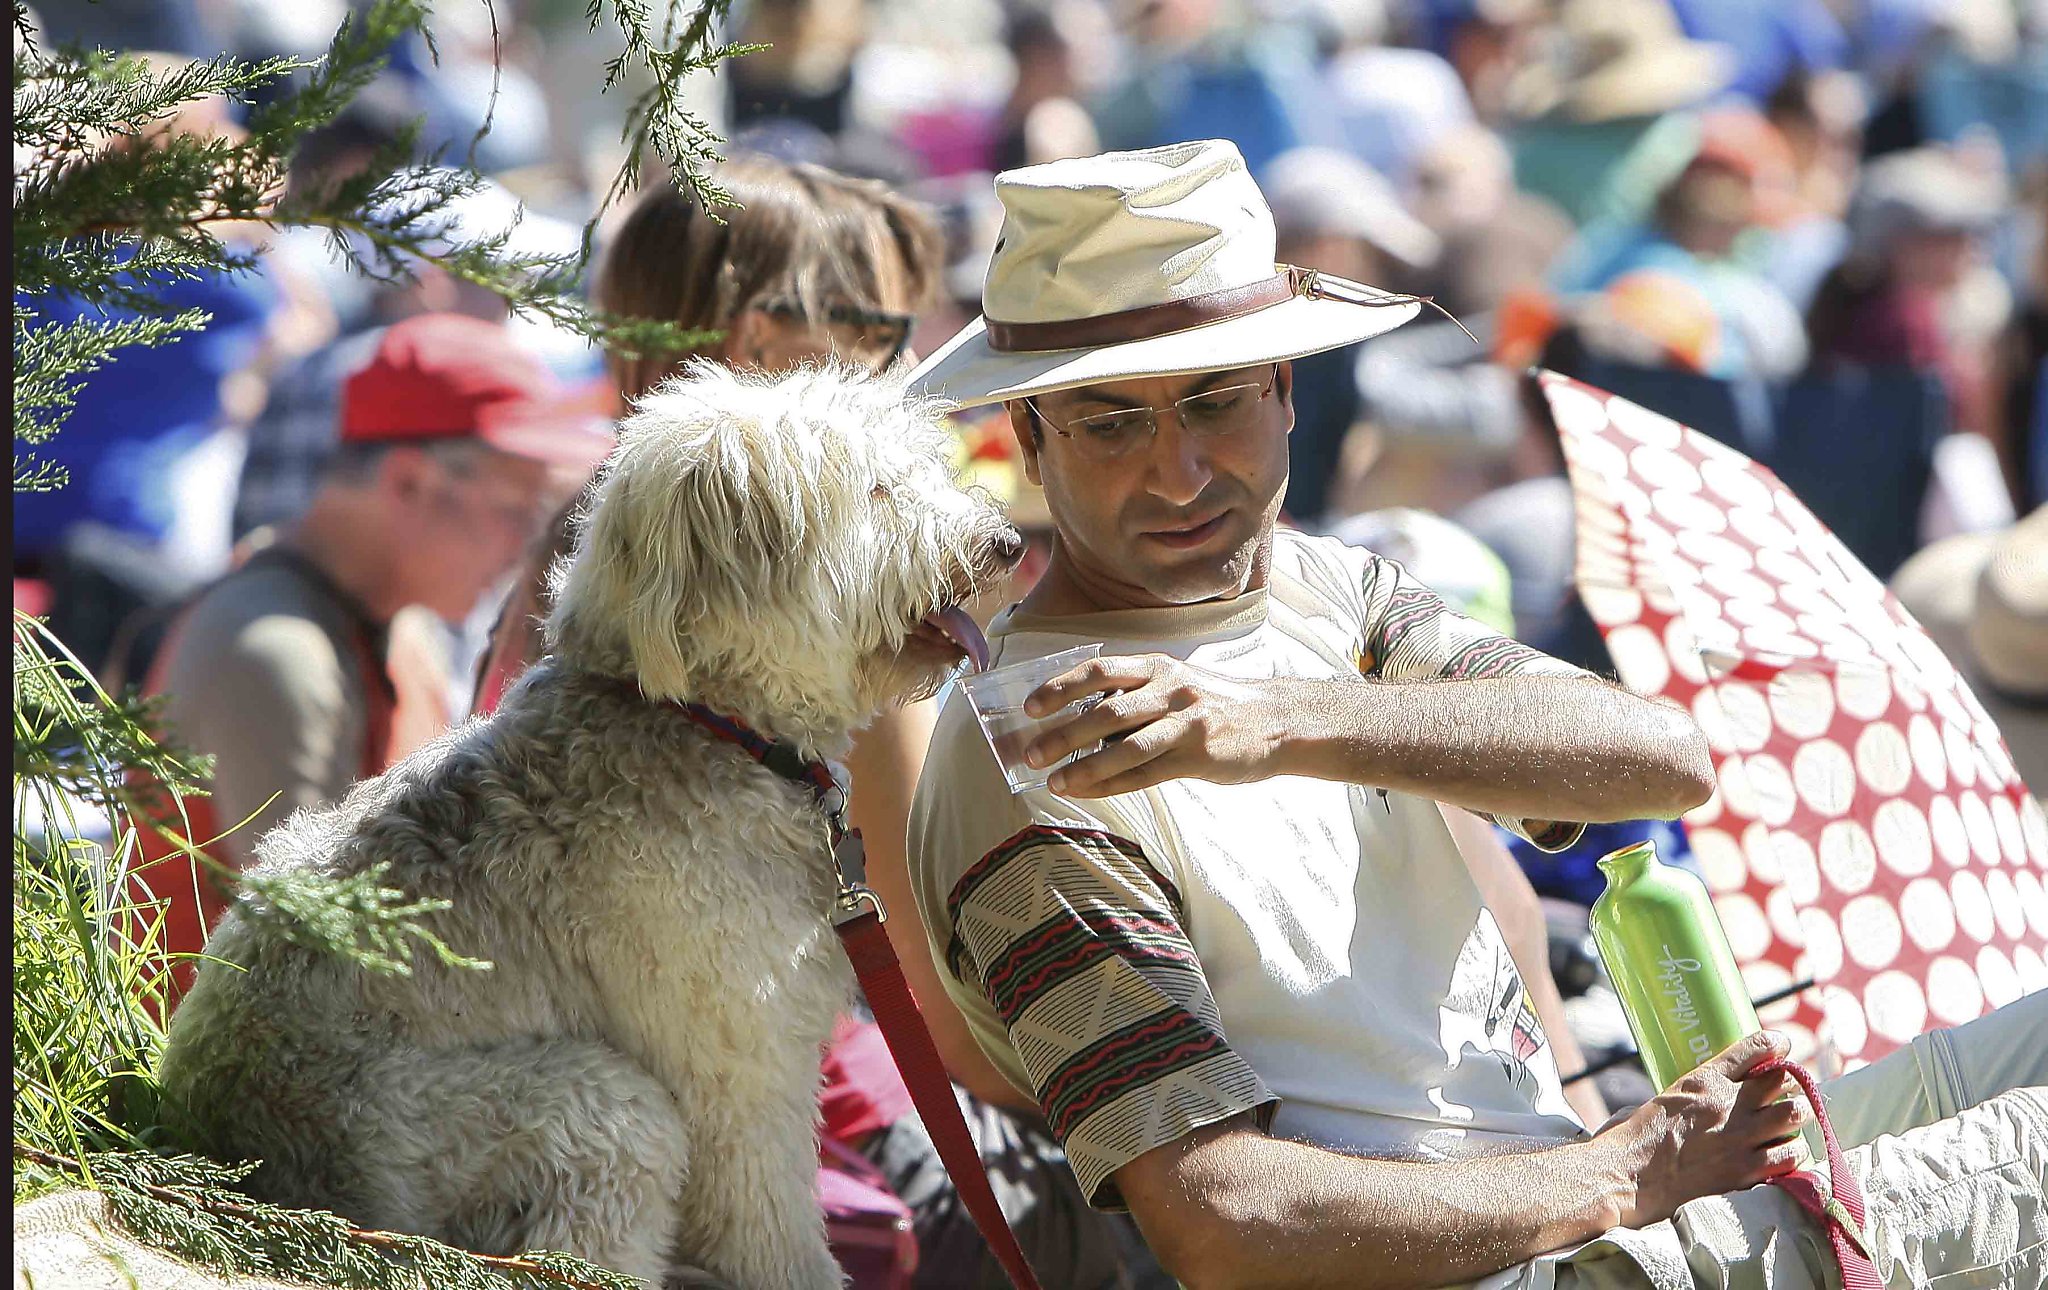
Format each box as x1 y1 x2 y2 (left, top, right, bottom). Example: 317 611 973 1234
910 529 1591 1206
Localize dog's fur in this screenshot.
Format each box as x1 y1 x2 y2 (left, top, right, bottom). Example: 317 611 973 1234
155 364 1021 1288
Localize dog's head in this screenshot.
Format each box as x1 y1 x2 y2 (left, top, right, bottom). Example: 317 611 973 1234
548 362 1022 746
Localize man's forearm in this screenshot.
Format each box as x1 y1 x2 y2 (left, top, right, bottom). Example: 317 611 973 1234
1276 675 1713 824
1128 1121 1630 1290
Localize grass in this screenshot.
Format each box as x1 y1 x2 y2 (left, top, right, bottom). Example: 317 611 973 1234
13 609 189 1197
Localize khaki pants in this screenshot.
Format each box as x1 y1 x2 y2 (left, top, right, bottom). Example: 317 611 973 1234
1484 990 2048 1289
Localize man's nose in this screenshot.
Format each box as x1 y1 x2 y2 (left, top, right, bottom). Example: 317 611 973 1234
1146 415 1212 506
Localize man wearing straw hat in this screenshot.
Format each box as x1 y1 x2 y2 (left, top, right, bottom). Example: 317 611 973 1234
904 139 2048 1289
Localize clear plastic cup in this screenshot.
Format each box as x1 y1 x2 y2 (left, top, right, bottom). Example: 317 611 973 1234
960 644 1105 794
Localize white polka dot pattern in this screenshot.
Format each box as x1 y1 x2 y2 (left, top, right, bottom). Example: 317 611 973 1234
1926 955 1983 1024
1543 372 2046 1068
1899 877 1955 952
1863 970 1927 1042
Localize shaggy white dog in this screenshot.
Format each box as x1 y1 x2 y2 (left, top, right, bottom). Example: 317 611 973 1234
155 364 1022 1289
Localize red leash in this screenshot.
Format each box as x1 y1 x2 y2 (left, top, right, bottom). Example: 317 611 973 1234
1755 1056 1881 1289
675 703 1044 1290
835 904 1043 1290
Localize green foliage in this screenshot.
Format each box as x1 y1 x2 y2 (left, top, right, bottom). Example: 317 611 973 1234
590 0 760 212
13 305 212 490
10 608 626 1282
12 1 750 1282
12 0 738 473
244 860 496 978
14 613 200 1170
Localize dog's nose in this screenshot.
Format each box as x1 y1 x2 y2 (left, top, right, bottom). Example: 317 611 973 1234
992 526 1026 567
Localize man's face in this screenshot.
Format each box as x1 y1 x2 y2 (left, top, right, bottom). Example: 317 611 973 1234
390 445 563 622
1008 362 1294 610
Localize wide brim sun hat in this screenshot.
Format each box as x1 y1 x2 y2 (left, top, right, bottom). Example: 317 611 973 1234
1970 504 2048 700
908 139 1424 411
1503 0 1734 125
1850 147 2008 260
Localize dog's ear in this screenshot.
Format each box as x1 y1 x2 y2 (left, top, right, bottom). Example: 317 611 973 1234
585 413 807 699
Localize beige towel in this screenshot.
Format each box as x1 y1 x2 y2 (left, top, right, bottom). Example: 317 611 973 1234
13 1190 316 1290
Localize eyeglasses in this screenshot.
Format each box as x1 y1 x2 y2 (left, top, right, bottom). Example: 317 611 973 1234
758 298 916 369
1024 366 1278 461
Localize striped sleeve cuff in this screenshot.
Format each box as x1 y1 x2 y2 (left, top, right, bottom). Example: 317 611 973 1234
947 825 1274 1207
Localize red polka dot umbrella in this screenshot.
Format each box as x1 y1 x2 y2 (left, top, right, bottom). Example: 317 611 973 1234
1540 372 2048 1070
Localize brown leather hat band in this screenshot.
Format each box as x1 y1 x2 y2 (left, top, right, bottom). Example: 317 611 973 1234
985 267 1304 353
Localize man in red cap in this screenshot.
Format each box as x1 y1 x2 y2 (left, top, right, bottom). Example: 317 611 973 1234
131 314 608 1002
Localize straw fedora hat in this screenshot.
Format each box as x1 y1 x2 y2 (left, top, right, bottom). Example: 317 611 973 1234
908 139 1423 410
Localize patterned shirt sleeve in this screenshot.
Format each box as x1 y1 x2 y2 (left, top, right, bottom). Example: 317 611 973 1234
1357 553 1590 852
944 824 1275 1207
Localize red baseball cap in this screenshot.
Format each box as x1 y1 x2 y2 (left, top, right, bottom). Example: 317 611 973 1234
340 314 613 468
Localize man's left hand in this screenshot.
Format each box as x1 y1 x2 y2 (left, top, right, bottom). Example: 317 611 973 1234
1023 654 1289 797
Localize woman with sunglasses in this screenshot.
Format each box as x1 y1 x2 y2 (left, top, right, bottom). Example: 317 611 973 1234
472 154 1165 1290
472 156 923 705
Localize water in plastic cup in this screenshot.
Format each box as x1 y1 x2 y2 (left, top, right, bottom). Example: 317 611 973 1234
961 644 1105 794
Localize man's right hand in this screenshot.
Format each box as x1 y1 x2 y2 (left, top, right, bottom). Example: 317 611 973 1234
1600 1030 1810 1229
1111 1031 1815 1290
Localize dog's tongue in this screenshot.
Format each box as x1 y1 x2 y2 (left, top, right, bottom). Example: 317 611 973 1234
925 606 990 672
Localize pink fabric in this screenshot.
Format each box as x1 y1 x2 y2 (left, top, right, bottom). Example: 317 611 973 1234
822 1015 918 1146
819 1144 918 1290
1757 1057 1881 1290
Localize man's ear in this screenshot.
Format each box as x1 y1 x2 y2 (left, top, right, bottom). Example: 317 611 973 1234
1274 360 1297 437
1005 400 1044 486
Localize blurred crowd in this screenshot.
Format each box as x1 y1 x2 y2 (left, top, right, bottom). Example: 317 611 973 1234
19 0 2048 705
19 0 2048 989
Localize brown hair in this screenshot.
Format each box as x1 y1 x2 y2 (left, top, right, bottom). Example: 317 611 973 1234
593 154 943 403
471 156 943 711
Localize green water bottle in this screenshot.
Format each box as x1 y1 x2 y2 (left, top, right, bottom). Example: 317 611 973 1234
1589 840 1763 1091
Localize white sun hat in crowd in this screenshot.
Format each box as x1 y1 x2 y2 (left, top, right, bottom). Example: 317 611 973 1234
1261 146 1442 270
907 138 1423 410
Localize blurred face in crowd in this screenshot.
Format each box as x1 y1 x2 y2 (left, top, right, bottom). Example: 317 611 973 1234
1412 126 1513 233
1660 161 1754 260
597 157 943 401
380 444 562 621
1007 362 1294 611
1122 0 1220 52
1448 14 1541 123
1012 24 1079 109
1893 226 1978 295
1768 71 1864 219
